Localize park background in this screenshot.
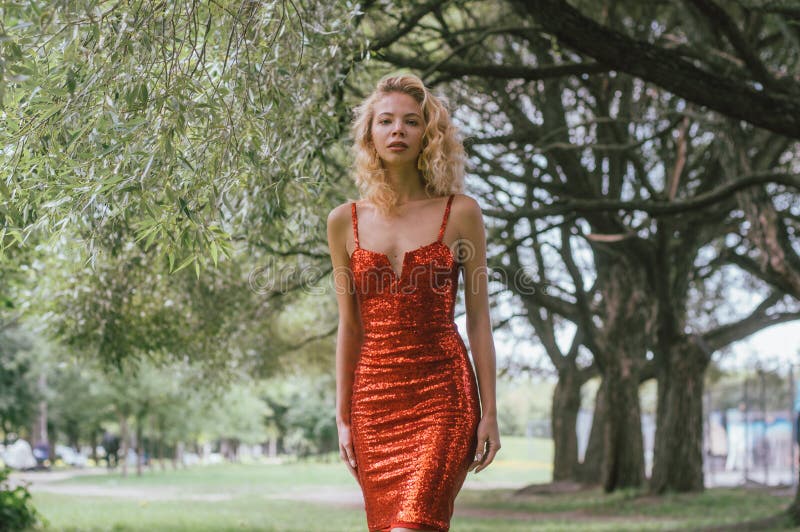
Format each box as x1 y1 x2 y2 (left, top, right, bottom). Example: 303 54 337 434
1 0 800 530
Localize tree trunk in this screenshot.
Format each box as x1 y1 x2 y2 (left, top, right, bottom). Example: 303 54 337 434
149 414 161 472
790 373 800 524
32 374 48 453
135 413 144 476
551 366 582 481
90 429 98 464
602 361 645 492
120 413 129 478
650 337 708 493
176 441 185 469
585 235 652 492
576 381 605 484
789 485 800 524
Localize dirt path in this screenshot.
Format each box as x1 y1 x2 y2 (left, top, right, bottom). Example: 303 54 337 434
10 468 234 502
28 483 234 502
8 467 111 486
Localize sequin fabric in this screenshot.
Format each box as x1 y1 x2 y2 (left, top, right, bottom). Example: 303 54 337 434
348 194 481 532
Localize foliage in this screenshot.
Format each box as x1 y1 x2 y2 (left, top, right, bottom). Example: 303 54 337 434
0 326 39 441
0 0 366 271
496 376 553 437
46 357 115 448
260 372 337 456
705 364 794 412
0 319 343 462
0 0 374 380
202 381 271 446
27 224 256 374
0 467 42 532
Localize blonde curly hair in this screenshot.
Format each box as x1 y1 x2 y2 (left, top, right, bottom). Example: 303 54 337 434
349 73 466 216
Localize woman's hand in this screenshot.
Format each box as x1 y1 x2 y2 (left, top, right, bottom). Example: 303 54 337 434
338 421 358 480
468 414 501 474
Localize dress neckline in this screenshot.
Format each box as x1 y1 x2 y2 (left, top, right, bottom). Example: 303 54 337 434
350 195 456 286
351 240 454 284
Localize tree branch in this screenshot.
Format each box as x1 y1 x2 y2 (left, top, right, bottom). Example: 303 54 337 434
512 0 800 138
686 0 779 90
484 171 800 219
703 293 800 350
377 50 610 80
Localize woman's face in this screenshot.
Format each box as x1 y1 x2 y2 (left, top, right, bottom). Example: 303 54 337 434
370 92 425 166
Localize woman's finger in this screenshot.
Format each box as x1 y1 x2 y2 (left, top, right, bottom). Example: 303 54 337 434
474 440 501 473
344 443 357 468
340 443 358 480
468 440 488 472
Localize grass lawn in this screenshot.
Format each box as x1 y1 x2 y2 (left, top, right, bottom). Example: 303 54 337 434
23 436 796 531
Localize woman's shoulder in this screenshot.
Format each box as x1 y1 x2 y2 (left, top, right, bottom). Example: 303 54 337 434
450 193 482 218
327 200 357 222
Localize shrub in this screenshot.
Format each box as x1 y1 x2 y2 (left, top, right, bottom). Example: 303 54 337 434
0 467 42 532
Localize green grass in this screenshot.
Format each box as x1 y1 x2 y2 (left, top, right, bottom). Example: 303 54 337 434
455 488 795 530
30 489 796 532
48 435 553 495
24 436 797 531
51 459 356 493
30 494 367 532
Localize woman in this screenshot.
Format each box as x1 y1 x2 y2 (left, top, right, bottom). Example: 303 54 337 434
326 73 500 532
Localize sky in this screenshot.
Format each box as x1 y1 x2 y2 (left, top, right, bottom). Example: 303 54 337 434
718 321 800 373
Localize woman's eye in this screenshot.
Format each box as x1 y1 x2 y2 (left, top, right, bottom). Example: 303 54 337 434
377 119 417 125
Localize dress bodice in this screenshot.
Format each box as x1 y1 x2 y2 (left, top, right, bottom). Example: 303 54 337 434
349 195 460 338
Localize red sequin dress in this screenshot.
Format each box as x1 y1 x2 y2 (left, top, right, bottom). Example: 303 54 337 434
348 194 481 532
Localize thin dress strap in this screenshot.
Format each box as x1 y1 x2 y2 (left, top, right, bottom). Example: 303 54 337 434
436 194 455 242
351 202 360 248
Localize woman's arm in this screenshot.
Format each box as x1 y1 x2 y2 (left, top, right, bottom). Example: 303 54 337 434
456 194 501 473
327 203 363 476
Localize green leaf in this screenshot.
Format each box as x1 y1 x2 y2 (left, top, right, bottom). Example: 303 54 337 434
172 254 196 274
179 197 195 222
144 226 159 250
210 241 218 266
139 83 148 106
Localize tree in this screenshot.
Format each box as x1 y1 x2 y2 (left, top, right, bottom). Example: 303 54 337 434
204 382 271 460
2 1 377 385
1 1 364 271
513 0 800 138
47 359 114 461
258 372 337 458
0 326 38 444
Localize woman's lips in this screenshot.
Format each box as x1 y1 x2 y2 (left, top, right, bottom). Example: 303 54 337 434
388 145 407 151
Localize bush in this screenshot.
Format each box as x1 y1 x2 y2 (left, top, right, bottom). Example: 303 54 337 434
0 467 42 532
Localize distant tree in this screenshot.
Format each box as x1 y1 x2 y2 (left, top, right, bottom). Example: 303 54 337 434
47 359 116 454
0 326 38 444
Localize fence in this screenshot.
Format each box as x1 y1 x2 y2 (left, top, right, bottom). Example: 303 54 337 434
703 363 797 487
